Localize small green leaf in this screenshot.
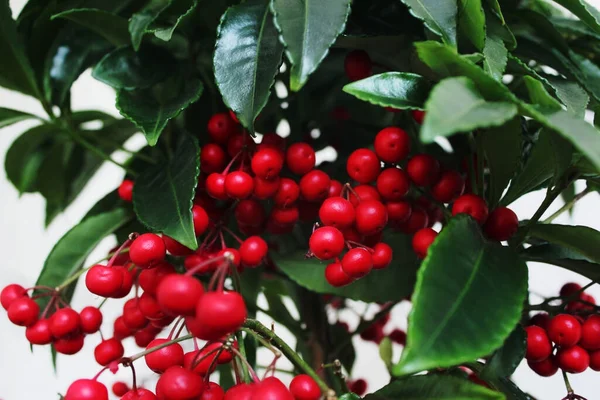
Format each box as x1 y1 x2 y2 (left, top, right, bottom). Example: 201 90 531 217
458 0 485 50
481 326 526 379
551 0 600 34
393 216 528 376
0 107 39 129
421 77 518 143
486 0 505 24
92 45 173 90
400 0 458 47
0 0 41 98
51 8 129 47
483 14 508 80
379 337 393 369
35 208 131 309
482 118 522 207
37 141 71 217
528 224 600 264
214 0 283 133
274 232 419 303
152 0 197 41
133 133 199 249
342 72 431 110
116 77 203 146
339 394 361 400
129 0 173 51
364 375 504 400
271 0 352 91
522 244 600 281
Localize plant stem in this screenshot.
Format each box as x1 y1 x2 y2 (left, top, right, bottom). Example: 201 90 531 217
543 187 592 223
243 319 332 394
56 266 92 291
562 370 574 394
127 334 193 362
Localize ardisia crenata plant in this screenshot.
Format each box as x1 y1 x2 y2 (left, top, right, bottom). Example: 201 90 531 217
3 0 600 399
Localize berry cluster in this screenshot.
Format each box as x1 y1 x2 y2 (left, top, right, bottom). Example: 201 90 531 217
526 283 600 377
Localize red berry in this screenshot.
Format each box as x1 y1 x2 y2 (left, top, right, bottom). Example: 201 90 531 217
229 110 239 123
138 292 164 320
372 242 393 269
347 149 381 184
525 326 552 362
7 297 39 327
50 308 81 338
528 356 558 377
341 248 373 278
548 314 582 347
406 154 440 187
122 388 156 400
65 379 108 400
54 333 85 354
412 228 438 259
118 179 134 202
270 206 300 226
261 133 286 149
208 113 238 144
254 176 280 199
529 313 550 330
348 379 367 396
411 110 425 124
202 382 225 400
319 197 355 229
389 329 406 345
590 350 600 371
299 170 330 202
192 291 247 340
452 194 489 225
227 132 255 158
286 143 316 175
376 167 410 201
156 274 204 316
112 382 130 397
225 171 254 199
348 185 381 207
85 264 124 297
252 148 284 179
325 262 354 287
139 262 176 296
309 227 345 260
206 173 228 200
556 345 589 373
1 284 27 310
156 366 204 399
235 199 266 227
344 50 372 81
579 315 600 350
145 338 185 373
431 171 464 203
386 201 412 224
113 316 134 340
163 235 194 256
122 298 148 330
374 127 410 163
355 200 388 235
200 144 228 174
560 282 582 297
239 236 268 267
484 207 518 241
130 233 166 268
274 178 300 207
94 338 124 366
398 206 429 234
184 348 217 376
110 265 134 298
192 205 210 236
328 180 343 197
224 383 255 400
26 319 53 345
135 325 161 347
253 377 293 400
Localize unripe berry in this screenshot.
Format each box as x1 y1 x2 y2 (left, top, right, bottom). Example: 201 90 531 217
374 127 410 163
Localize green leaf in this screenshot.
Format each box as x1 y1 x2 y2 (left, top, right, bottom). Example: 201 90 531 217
486 0 505 24
274 232 419 303
35 208 131 308
133 133 199 249
393 216 528 376
130 0 173 51
217 364 235 390
482 118 522 207
214 0 284 133
399 0 458 47
483 15 508 80
379 337 393 369
458 0 485 50
421 77 518 143
342 72 431 110
116 77 203 146
271 0 352 91
51 8 129 47
488 378 531 400
522 244 600 281
551 0 600 34
0 107 38 129
339 394 361 400
481 326 526 379
37 141 71 215
152 0 198 41
0 0 41 97
364 375 504 400
92 45 173 90
528 224 600 264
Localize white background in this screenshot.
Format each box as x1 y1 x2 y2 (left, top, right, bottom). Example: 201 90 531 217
1 0 600 399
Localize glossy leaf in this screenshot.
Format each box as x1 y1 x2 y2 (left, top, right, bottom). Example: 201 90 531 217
551 0 600 34
482 118 522 207
214 0 283 133
51 8 129 47
364 375 503 400
274 232 419 303
399 0 458 47
35 208 131 308
483 14 508 81
421 77 518 143
522 244 600 281
482 326 527 379
342 72 431 110
393 216 528 375
133 133 199 249
116 77 203 146
153 0 198 41
548 78 589 118
271 0 352 91
0 107 39 129
527 224 600 264
92 45 173 90
339 394 361 400
130 0 173 51
37 142 71 218
458 0 485 50
0 0 41 97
